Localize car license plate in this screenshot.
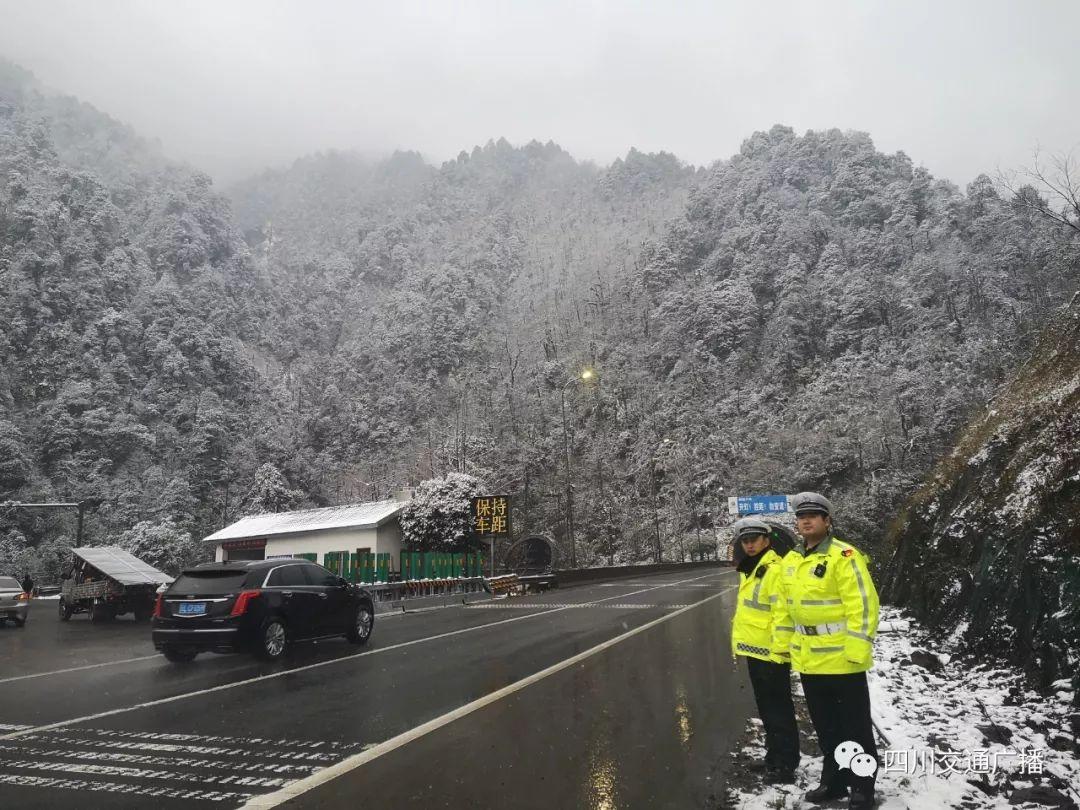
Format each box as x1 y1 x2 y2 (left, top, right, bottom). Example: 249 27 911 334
178 602 207 615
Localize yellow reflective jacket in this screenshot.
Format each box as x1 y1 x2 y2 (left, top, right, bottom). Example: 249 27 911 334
731 547 785 662
771 536 880 675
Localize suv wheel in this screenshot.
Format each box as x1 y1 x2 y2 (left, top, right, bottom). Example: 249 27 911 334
162 646 197 663
256 618 288 660
347 605 374 645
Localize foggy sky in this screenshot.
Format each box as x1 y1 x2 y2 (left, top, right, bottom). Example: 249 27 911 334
1 0 1077 188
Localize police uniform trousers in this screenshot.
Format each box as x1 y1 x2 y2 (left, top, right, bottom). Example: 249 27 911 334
800 671 878 791
746 657 800 772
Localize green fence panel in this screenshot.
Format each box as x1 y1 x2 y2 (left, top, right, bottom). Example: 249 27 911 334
376 553 390 582
356 553 372 584
470 553 484 577
296 553 317 563
453 553 465 578
324 551 348 577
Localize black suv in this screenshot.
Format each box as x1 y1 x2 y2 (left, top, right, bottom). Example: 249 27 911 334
151 560 375 663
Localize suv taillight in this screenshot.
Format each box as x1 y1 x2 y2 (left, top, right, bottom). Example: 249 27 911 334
152 593 163 618
230 590 261 617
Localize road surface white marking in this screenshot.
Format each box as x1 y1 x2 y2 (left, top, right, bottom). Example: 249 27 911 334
0 655 160 685
0 757 296 788
0 773 252 802
84 727 360 749
0 726 370 799
20 736 344 761
242 584 736 808
0 570 732 743
1 744 322 774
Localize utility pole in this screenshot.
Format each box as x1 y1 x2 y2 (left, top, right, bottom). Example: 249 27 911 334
559 387 577 569
648 457 662 563
554 368 595 570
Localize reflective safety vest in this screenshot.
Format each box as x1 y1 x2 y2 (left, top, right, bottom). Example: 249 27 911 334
771 536 880 675
731 548 785 662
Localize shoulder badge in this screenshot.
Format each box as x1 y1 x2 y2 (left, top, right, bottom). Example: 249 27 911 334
842 548 854 558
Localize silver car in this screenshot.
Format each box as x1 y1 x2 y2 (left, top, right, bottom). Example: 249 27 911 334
0 576 30 627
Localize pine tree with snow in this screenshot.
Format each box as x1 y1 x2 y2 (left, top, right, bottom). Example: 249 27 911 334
242 463 303 515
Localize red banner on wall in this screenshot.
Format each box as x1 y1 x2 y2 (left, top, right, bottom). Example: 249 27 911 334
221 538 267 551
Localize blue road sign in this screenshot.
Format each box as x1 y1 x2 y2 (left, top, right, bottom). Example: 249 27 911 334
728 495 790 516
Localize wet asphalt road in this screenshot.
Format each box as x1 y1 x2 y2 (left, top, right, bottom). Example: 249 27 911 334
0 567 752 809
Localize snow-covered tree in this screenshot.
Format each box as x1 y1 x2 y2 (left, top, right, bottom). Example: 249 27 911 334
399 473 482 551
242 463 303 515
115 518 202 575
0 421 31 494
0 529 28 574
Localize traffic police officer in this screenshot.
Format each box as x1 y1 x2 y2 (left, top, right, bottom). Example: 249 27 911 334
730 517 799 782
772 492 880 810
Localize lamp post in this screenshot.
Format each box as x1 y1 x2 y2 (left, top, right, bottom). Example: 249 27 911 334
648 456 662 563
557 368 595 569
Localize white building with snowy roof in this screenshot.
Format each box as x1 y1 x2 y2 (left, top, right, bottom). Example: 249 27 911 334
205 498 407 571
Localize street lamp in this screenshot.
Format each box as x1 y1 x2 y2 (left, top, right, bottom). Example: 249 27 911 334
558 368 596 569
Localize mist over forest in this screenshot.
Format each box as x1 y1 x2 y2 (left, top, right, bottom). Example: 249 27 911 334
1 58 1076 609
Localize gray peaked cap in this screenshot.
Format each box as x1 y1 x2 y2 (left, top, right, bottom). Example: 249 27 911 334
790 491 833 517
732 517 771 539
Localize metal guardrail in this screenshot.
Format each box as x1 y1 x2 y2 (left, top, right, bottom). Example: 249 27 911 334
555 560 726 586
364 577 488 603
486 574 521 596
362 561 725 606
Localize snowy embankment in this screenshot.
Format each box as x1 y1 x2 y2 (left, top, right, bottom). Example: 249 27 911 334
724 607 1079 809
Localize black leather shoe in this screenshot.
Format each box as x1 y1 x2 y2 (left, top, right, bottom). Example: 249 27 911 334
848 788 875 809
745 759 770 772
764 768 796 784
805 783 848 803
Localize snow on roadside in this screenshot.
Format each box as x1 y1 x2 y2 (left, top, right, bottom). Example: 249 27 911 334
724 607 1079 809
